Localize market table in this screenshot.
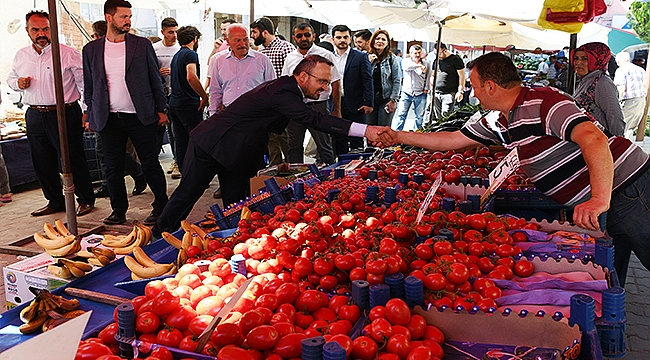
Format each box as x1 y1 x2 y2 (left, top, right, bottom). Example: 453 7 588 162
0 136 37 188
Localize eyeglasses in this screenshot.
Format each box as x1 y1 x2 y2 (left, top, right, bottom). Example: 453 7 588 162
294 32 312 39
306 72 331 86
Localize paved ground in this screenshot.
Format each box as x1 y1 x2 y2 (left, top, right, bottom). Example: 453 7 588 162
0 138 648 359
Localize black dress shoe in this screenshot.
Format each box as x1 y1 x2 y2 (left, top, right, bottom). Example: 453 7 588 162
143 208 162 226
76 204 94 216
132 182 147 196
104 211 127 225
31 205 65 216
94 187 110 198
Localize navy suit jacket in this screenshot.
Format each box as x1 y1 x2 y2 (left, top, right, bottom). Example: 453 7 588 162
341 48 374 115
191 76 353 177
82 34 167 131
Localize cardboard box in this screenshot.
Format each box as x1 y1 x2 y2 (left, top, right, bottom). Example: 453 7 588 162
3 252 69 309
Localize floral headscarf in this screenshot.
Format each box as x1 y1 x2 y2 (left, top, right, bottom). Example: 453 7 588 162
570 42 611 73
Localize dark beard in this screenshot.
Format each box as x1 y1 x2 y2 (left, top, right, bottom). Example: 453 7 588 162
111 23 129 35
193 43 199 51
253 35 265 47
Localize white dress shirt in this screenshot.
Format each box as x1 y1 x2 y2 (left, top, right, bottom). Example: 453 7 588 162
7 44 83 106
333 47 350 97
281 45 341 103
207 49 276 115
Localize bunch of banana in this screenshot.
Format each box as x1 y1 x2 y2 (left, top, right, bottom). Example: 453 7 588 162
100 221 152 255
162 220 211 267
19 290 82 334
46 259 94 279
124 246 177 280
34 221 81 257
77 247 117 267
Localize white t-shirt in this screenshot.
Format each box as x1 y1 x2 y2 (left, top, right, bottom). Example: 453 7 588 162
104 39 136 113
153 41 180 96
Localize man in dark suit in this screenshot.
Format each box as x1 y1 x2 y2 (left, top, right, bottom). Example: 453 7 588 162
331 25 374 155
83 0 169 225
153 55 393 234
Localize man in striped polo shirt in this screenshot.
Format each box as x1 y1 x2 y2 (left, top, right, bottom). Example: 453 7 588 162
389 52 650 285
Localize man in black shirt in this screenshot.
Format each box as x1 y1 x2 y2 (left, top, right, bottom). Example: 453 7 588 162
432 44 465 119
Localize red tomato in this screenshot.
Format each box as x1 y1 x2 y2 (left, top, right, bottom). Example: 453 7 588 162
385 298 411 326
338 304 361 324
370 318 394 342
136 312 160 334
407 346 434 360
433 241 453 256
98 323 118 346
386 333 411 359
144 280 166 299
512 231 528 242
246 325 280 350
210 323 242 346
295 290 327 312
156 327 183 348
406 315 427 340
445 263 469 284
273 333 308 358
327 334 353 356
466 214 487 230
369 305 387 320
96 356 122 360
178 335 199 351
188 315 213 336
423 325 445 344
482 286 503 300
216 345 255 360
130 296 149 314
351 336 379 359
165 305 196 331
424 273 448 291
513 259 535 277
75 342 113 360
149 347 173 360
152 290 180 316
422 339 445 359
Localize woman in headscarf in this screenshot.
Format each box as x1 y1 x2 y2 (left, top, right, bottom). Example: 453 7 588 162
366 29 402 127
571 42 625 136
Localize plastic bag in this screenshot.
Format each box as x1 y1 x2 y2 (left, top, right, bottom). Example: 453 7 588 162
538 7 583 33
543 0 585 13
546 0 607 24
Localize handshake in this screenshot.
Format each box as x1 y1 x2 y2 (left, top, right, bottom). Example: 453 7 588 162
365 126 400 148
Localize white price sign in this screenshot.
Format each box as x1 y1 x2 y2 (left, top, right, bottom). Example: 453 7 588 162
481 148 520 206
417 172 443 225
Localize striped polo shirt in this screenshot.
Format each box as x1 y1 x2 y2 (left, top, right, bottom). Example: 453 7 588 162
461 86 649 206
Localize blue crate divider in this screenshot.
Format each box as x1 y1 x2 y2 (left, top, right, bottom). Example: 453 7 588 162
596 287 627 358
302 336 326 360
570 294 605 360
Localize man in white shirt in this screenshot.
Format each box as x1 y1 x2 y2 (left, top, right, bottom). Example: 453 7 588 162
394 45 431 131
281 23 339 165
614 51 648 140
152 17 181 178
208 24 275 115
6 10 94 217
83 0 169 226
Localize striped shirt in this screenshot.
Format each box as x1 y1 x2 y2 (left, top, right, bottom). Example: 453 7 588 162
614 62 647 100
258 37 296 78
461 86 649 206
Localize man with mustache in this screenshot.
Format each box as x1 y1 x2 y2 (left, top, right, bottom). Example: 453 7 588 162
169 25 209 176
6 10 95 217
83 0 169 226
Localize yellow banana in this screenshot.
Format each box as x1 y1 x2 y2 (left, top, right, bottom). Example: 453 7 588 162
45 240 81 257
34 232 75 251
77 249 94 258
241 206 251 221
58 259 93 272
101 232 136 248
47 264 72 279
89 247 116 260
163 264 177 276
54 219 73 237
132 246 158 268
112 228 147 256
131 272 145 281
181 231 192 251
87 257 104 267
56 297 80 312
135 221 152 243
162 232 182 249
44 222 65 241
180 220 193 233
201 237 210 252
20 299 40 323
191 233 203 249
123 255 173 278
190 224 207 239
177 248 188 267
19 313 49 334
65 263 86 278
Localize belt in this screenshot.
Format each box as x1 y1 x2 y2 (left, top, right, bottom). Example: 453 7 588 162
110 112 138 119
306 100 328 106
29 103 77 112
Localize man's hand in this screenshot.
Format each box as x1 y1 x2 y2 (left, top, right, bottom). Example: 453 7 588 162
158 112 170 126
365 126 397 148
331 109 341 118
17 77 31 90
385 100 397 114
214 38 224 49
199 98 209 112
455 91 463 102
573 197 610 231
82 113 91 131
160 67 171 77
358 105 373 115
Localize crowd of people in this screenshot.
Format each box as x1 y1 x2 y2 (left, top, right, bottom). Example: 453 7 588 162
3 0 650 281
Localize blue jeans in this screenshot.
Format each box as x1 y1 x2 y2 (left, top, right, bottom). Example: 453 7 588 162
607 167 650 285
393 92 427 131
367 97 395 127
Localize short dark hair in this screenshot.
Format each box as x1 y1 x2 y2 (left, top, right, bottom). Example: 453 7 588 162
439 43 448 50
26 10 48 23
354 29 372 41
104 0 131 15
317 41 334 52
161 17 177 29
92 20 107 37
293 54 334 76
293 22 313 34
332 25 351 36
466 52 521 89
223 19 236 25
177 26 201 46
251 17 274 34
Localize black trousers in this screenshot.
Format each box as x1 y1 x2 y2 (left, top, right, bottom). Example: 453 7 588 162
95 132 145 189
25 103 94 209
154 140 250 233
99 113 167 214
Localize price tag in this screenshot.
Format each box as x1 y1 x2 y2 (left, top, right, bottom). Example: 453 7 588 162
481 148 520 207
417 172 443 225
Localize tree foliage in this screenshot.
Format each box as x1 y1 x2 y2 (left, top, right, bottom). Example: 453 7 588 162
628 1 650 43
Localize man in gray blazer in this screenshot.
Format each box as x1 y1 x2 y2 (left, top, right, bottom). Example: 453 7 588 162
83 0 169 225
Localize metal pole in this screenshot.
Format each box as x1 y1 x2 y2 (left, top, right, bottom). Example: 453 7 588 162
250 0 254 24
635 46 650 142
47 0 77 234
566 33 578 95
427 22 443 125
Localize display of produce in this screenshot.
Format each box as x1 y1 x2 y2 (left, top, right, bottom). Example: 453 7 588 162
18 289 83 334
